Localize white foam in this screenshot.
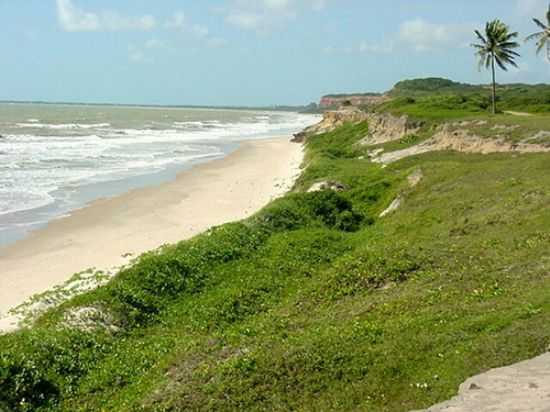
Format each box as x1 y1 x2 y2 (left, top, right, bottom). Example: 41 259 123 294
0 189 55 216
0 111 319 220
15 122 111 130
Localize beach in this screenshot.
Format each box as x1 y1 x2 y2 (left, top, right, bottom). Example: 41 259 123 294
0 136 303 331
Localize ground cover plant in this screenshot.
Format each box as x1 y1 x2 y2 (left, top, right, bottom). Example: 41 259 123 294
2 95 550 411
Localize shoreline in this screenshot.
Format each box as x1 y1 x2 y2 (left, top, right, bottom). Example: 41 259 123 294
0 142 238 248
0 136 304 332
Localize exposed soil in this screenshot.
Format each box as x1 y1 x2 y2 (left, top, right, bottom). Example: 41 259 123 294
412 353 550 412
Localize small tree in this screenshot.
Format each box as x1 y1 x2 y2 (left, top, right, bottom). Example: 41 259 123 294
525 3 550 61
472 20 521 115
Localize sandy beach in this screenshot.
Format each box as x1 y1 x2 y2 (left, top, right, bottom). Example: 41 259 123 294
0 136 303 331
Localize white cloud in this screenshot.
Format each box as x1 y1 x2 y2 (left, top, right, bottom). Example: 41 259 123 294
165 12 214 41
309 0 327 11
128 39 170 63
399 19 474 52
246 0 326 13
263 0 291 10
324 18 472 56
191 24 209 38
165 11 186 30
226 11 263 30
144 39 167 49
128 45 145 62
359 40 394 54
223 0 328 31
56 0 99 31
102 13 155 32
207 37 229 48
323 40 394 55
56 0 156 32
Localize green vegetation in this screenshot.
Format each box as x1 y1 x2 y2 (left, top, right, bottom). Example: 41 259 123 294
525 4 550 61
377 93 492 120
442 113 550 145
2 100 550 411
378 77 550 120
391 78 476 94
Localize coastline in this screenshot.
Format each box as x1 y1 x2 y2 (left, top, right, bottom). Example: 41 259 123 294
0 136 304 332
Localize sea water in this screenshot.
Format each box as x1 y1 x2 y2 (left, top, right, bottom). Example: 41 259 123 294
0 103 319 246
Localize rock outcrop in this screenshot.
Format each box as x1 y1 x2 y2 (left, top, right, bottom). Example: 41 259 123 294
308 181 347 193
297 108 369 139
319 94 388 108
361 113 423 145
294 109 421 146
379 196 403 217
412 353 550 412
62 306 120 333
371 124 550 164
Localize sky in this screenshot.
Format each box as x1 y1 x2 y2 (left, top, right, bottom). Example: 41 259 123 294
0 0 549 106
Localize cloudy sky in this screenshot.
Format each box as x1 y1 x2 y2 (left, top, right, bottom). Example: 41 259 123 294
1 0 549 106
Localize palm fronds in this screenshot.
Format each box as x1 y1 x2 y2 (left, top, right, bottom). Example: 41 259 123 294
525 3 550 61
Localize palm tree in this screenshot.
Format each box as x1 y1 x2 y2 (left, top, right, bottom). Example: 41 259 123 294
525 3 550 61
472 20 520 115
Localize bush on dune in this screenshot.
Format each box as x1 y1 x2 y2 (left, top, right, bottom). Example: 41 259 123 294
255 190 364 233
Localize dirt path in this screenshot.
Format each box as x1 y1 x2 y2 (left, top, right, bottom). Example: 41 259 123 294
504 111 534 117
412 353 550 412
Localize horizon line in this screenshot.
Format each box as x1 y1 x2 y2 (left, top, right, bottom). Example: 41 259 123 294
0 99 311 111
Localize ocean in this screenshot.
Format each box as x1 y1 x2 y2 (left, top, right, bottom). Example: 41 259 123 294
0 103 318 246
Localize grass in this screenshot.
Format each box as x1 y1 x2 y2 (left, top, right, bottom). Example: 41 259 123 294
373 110 550 146
453 114 550 144
378 77 550 121
2 105 550 411
376 94 492 121
372 77 550 149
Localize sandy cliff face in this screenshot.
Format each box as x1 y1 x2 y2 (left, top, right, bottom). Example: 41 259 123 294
319 94 388 108
361 113 422 145
370 123 550 164
297 109 550 163
293 109 421 145
292 108 369 142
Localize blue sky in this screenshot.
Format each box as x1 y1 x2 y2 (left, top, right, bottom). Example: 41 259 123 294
1 0 549 106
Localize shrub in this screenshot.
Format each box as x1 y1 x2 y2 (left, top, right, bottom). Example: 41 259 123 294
0 330 110 412
0 356 60 411
300 191 364 232
335 210 362 232
257 198 311 231
257 191 364 233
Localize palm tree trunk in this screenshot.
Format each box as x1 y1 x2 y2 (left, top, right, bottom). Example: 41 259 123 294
491 54 497 115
